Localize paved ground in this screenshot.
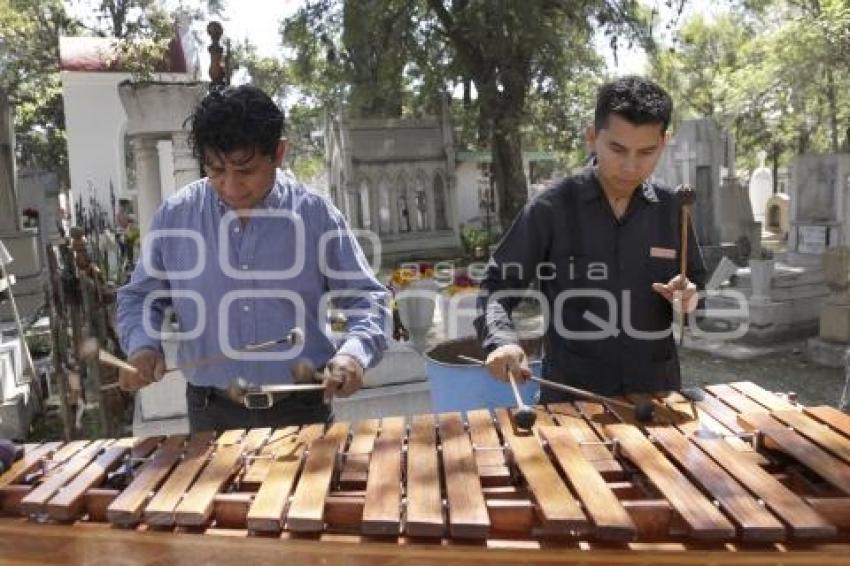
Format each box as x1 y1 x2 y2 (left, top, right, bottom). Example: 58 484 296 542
679 347 846 407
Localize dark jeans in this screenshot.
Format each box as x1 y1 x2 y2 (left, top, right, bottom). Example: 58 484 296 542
186 383 333 433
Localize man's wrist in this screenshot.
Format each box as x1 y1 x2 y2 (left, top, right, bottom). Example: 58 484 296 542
331 352 364 371
336 337 370 369
128 345 162 359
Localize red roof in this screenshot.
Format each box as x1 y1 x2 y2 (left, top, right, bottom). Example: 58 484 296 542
59 32 189 73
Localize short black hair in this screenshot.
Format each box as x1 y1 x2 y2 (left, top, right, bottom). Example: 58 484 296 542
188 85 284 162
594 76 672 133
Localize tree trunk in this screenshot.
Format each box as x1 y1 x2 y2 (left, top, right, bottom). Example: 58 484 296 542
343 0 404 118
491 113 528 232
826 67 839 152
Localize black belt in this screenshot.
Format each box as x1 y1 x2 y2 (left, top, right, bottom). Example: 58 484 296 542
187 382 323 410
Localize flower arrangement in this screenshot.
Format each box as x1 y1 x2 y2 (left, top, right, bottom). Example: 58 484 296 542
388 262 434 291
445 272 479 296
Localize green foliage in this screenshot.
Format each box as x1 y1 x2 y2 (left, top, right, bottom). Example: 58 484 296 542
650 0 850 171
231 40 326 183
0 0 79 186
459 226 490 256
0 0 223 189
426 0 652 227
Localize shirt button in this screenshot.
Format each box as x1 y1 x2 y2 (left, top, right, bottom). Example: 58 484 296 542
241 264 249 270
234 227 240 234
242 305 250 312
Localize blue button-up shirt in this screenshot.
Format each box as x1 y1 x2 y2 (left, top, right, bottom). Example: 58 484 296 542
118 171 390 388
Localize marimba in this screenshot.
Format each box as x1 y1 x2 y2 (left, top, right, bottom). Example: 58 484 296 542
2 381 850 565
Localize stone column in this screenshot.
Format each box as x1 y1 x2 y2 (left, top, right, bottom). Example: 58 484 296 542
389 187 400 235
425 175 437 233
172 132 200 191
369 185 381 235
131 137 163 237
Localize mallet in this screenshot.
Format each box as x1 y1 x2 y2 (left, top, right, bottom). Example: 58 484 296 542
167 328 304 374
80 339 138 374
82 328 304 377
456 354 536 428
507 366 537 430
225 376 325 409
679 386 717 438
530 376 656 423
457 354 655 423
677 184 696 344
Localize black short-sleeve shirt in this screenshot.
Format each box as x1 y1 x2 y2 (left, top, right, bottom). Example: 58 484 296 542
475 166 707 399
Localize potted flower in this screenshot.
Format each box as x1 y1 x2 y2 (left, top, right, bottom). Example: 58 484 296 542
439 272 480 339
388 262 438 352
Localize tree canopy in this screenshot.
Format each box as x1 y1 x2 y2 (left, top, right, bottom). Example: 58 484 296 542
282 0 657 228
0 0 222 190
650 0 850 171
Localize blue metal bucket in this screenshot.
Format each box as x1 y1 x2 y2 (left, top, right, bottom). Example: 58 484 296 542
424 337 541 412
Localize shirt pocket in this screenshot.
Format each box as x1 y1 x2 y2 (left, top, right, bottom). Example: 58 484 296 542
645 255 678 284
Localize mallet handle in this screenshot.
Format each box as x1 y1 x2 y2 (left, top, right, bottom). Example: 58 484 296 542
529 376 636 410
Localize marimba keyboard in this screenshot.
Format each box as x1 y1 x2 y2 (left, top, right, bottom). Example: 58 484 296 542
2 381 850 564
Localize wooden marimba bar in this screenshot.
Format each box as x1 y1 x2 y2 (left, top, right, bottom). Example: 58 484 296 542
2 380 850 565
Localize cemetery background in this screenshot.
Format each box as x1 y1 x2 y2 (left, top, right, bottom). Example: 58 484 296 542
1 0 849 441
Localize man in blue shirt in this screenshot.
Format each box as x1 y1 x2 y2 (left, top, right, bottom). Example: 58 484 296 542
117 86 390 431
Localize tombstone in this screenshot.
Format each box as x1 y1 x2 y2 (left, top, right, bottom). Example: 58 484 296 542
17 169 61 242
749 151 773 224
325 95 461 266
765 193 790 238
719 175 759 249
653 119 750 271
788 154 850 264
808 246 850 367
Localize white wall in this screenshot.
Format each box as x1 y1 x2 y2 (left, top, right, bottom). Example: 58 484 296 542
61 71 193 225
454 157 540 231
61 71 132 222
455 160 487 229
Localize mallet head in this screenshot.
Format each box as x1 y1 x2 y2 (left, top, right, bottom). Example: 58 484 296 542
514 406 537 430
680 387 705 402
677 184 696 207
287 328 304 346
291 358 321 384
226 377 251 403
633 400 656 423
79 337 100 361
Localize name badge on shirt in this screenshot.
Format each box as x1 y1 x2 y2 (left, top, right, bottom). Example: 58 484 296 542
650 246 676 259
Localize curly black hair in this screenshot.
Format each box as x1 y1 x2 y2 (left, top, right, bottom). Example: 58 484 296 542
187 85 284 163
594 76 672 134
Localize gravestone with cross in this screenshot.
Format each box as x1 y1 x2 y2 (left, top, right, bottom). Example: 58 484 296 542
653 119 752 270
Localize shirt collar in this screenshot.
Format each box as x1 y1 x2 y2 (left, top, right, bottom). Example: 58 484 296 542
581 162 659 204
213 170 285 214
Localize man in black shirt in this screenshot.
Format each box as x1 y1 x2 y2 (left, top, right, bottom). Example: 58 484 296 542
475 76 706 400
